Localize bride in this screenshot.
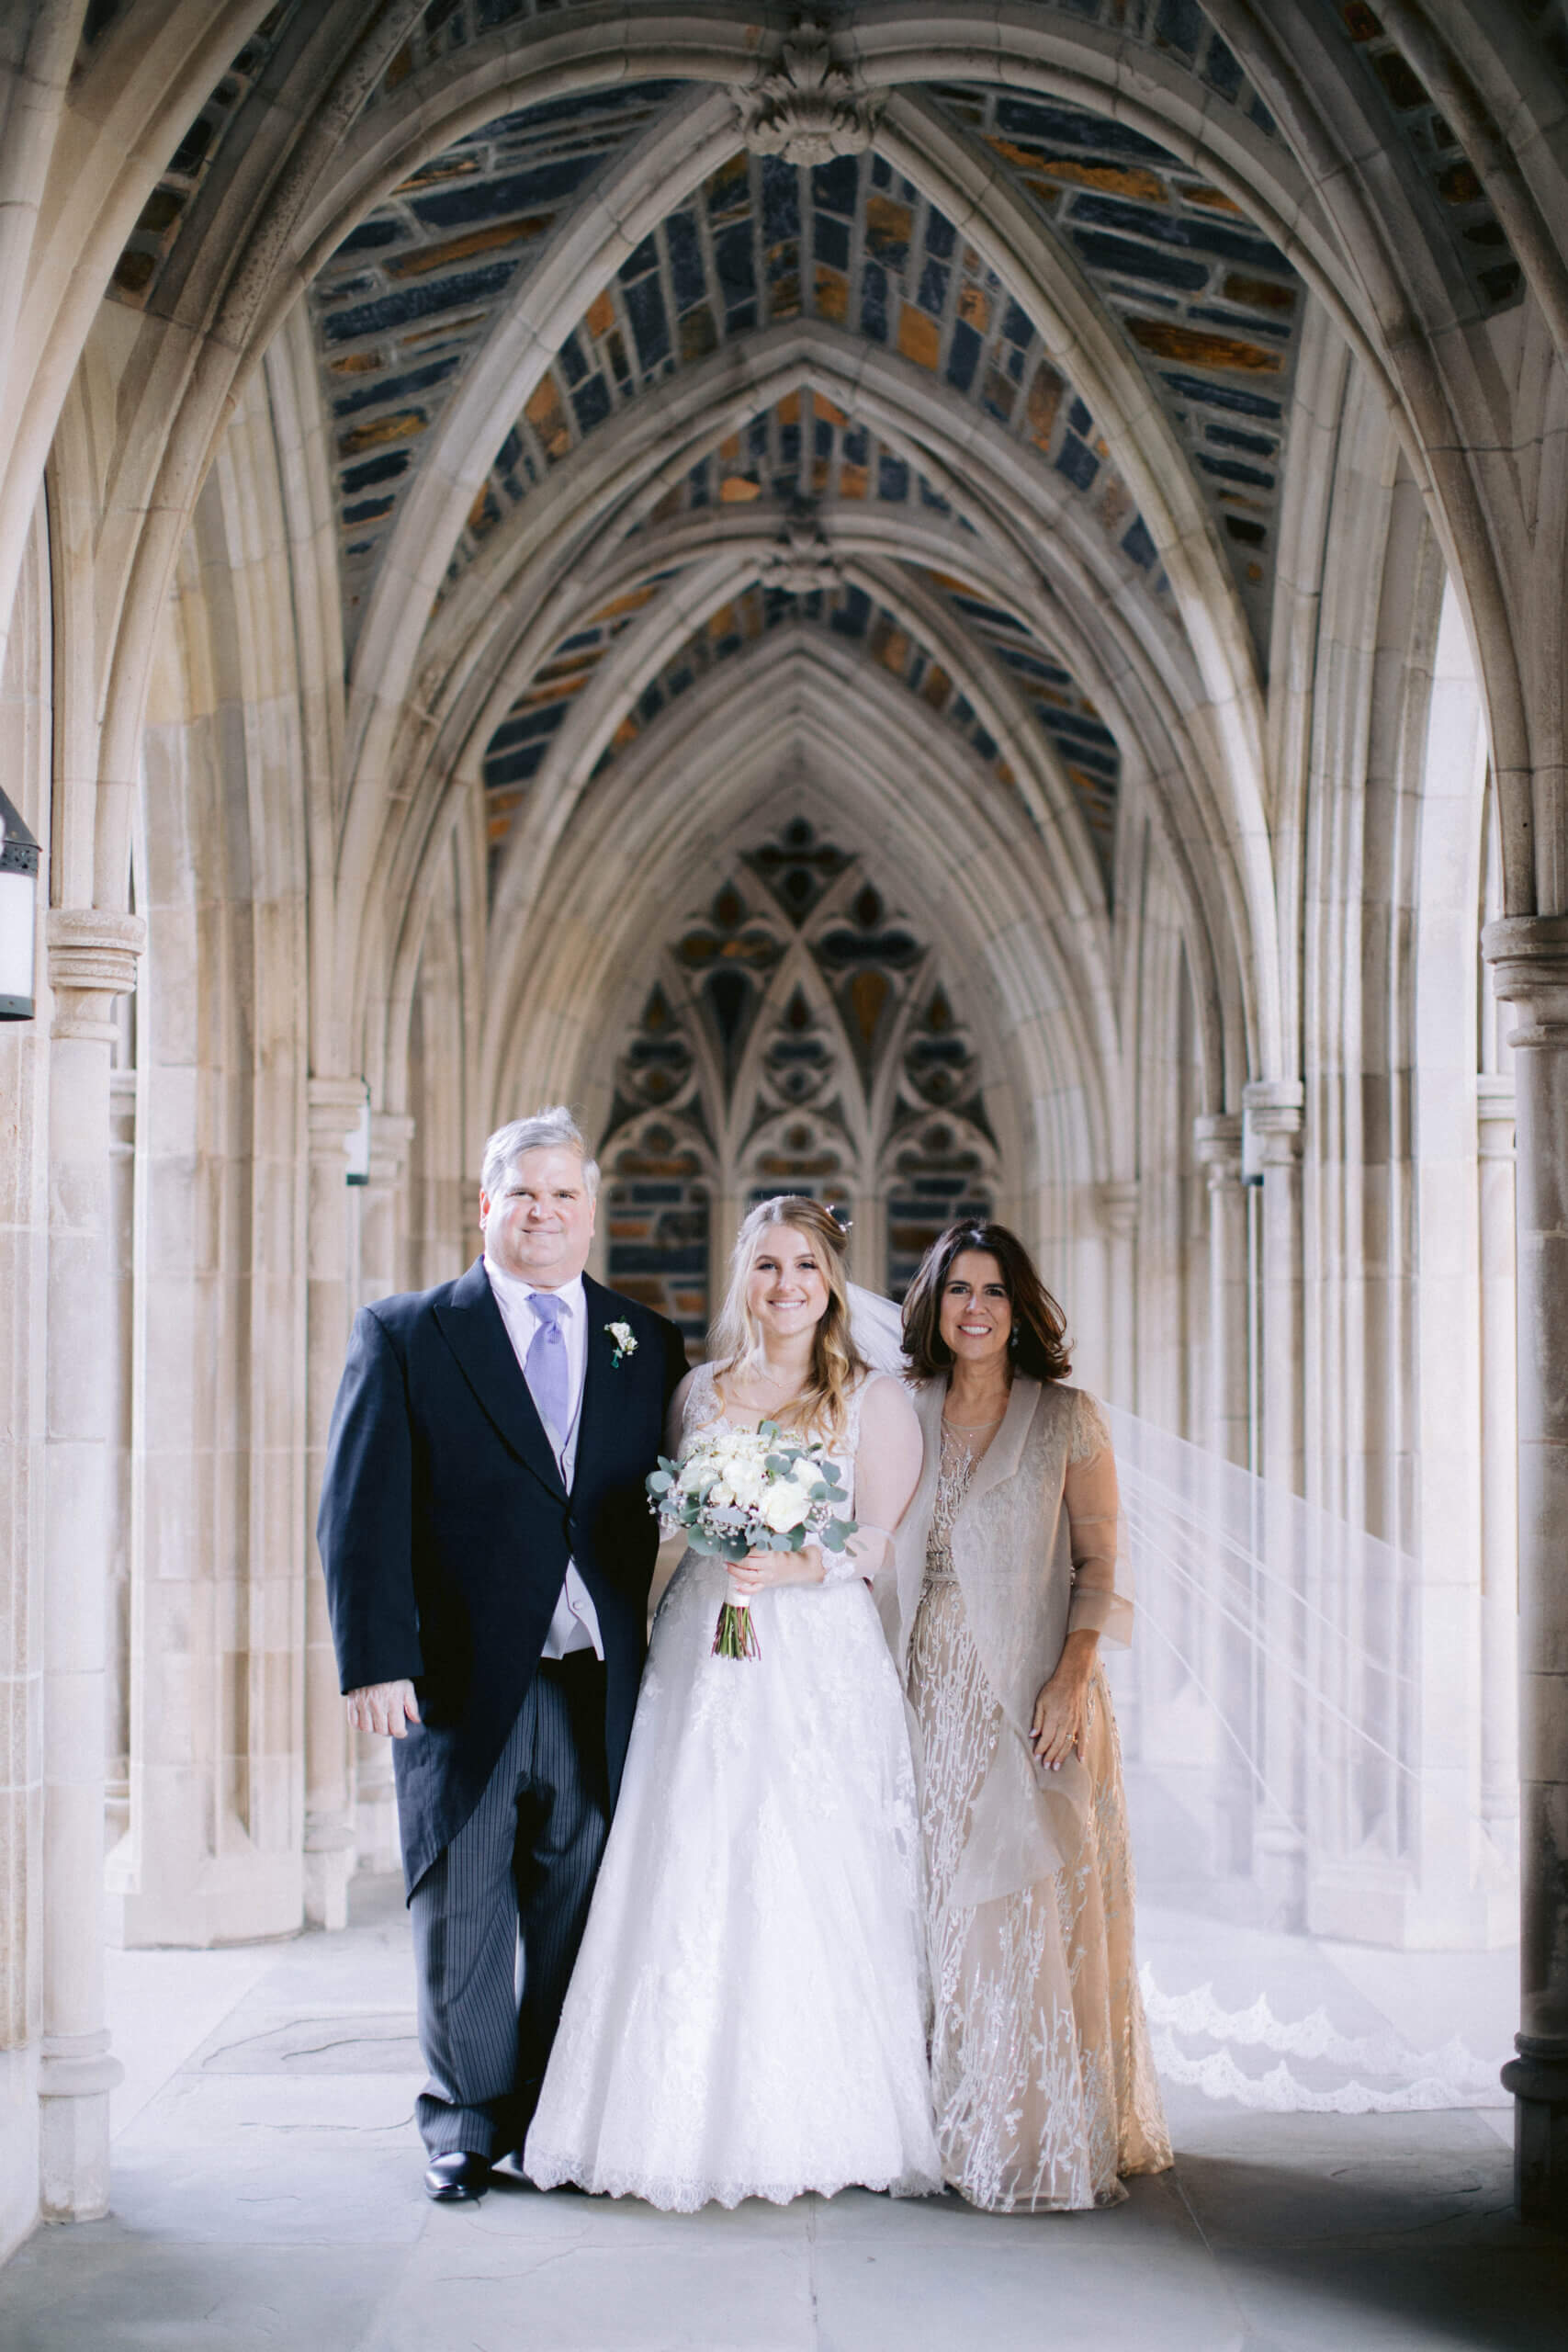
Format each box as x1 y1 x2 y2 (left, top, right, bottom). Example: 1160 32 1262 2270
524 1197 942 2210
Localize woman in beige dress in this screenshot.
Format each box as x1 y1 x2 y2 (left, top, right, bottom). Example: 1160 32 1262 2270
888 1221 1171 2211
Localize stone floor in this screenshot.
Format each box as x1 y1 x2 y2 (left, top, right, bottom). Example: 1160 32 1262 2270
1 1786 1562 2352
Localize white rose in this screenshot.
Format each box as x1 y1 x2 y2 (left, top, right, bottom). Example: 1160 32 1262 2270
708 1480 735 1508
761 1485 806 1534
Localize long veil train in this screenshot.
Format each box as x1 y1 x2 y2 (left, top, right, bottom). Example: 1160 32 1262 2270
845 1287 1509 2116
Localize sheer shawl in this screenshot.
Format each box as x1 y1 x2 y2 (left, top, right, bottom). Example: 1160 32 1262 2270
885 1376 1134 1906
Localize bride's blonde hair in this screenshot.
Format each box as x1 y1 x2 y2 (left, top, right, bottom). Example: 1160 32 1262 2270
710 1196 865 1444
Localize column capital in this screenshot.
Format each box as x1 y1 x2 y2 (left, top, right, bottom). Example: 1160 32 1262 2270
1096 1178 1139 1239
367 1109 416 1190
1476 1072 1516 1159
47 908 144 1042
307 1075 367 1158
1483 915 1568 1043
1193 1112 1245 1188
1243 1078 1303 1168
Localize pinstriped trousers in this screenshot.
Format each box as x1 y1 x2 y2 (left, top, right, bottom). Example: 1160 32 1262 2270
411 1655 609 2158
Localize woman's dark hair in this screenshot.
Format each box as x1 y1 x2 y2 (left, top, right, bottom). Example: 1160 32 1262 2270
901 1221 1072 1383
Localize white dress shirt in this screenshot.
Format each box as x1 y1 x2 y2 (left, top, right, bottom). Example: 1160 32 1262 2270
483 1257 604 1659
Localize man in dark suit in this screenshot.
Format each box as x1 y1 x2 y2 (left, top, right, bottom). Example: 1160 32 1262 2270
317 1105 687 2202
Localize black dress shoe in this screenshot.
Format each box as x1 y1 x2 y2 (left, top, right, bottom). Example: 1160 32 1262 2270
424 2151 492 2202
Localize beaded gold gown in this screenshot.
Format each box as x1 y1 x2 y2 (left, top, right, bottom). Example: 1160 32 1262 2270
907 1400 1171 2211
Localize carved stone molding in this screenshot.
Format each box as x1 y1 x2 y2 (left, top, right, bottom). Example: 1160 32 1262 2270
1483 914 1568 1046
307 1074 370 1159
367 1109 417 1191
1242 1078 1303 1169
1476 1071 1517 1159
1193 1111 1245 1190
758 503 841 594
736 15 879 167
46 909 144 1043
1097 1179 1140 1239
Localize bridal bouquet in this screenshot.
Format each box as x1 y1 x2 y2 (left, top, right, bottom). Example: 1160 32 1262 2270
647 1423 856 1659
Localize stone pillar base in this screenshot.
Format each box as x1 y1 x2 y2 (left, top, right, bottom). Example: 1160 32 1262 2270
38 2035 123 2222
303 1815 355 1931
354 1789 401 1878
1253 1824 1306 1934
1503 2041 1568 2230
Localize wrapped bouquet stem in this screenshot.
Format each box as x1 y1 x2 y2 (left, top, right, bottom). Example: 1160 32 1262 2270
648 1420 856 1661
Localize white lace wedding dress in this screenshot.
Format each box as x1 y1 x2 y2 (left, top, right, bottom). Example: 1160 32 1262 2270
524 1365 942 2211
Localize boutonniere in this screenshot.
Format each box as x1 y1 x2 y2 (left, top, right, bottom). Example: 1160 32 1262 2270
606 1320 637 1369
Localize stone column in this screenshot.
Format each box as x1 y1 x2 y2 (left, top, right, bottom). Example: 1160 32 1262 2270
303 1077 365 1931
352 1110 414 1877
1194 1115 1249 1468
851 1189 885 1296
1476 1073 1517 1851
1482 918 1568 2224
1194 1114 1252 1874
1244 1080 1306 1928
104 1067 135 1860
1096 1179 1139 1409
1244 1082 1305 1492
358 1113 415 1307
711 1190 742 1314
39 910 141 2220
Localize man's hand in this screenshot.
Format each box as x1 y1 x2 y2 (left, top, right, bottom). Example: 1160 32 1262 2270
345 1679 421 1737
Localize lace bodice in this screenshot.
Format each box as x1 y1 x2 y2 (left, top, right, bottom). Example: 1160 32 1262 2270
925 1424 980 1586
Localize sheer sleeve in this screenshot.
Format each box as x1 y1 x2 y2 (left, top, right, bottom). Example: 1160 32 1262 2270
823 1373 923 1586
1062 1390 1134 1646
664 1367 700 1458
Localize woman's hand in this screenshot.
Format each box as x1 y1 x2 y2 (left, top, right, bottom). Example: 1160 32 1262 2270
726 1544 826 1600
1030 1631 1100 1771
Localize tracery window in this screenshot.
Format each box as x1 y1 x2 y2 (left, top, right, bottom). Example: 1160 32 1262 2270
599 818 996 1336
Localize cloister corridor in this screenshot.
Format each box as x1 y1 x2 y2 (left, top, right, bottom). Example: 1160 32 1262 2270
6 2 1568 2342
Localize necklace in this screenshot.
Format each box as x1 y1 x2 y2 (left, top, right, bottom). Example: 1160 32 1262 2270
942 1408 1008 1431
731 1360 805 1409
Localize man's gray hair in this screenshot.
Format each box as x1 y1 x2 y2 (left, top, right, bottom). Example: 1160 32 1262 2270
481 1106 600 1200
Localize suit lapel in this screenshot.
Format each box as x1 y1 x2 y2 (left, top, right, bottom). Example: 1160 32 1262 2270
571 1276 615 1496
960 1374 1041 1514
434 1257 567 1501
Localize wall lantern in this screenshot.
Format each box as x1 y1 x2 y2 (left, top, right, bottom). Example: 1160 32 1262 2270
0 787 40 1021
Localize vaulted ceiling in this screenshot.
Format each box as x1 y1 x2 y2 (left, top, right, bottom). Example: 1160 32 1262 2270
89 0 1531 1113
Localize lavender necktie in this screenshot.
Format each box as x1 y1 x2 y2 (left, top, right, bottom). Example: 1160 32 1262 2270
525 1291 570 1442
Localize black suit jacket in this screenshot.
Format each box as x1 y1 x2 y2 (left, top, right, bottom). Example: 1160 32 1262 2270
317 1258 688 1893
